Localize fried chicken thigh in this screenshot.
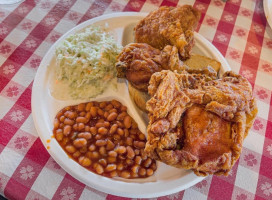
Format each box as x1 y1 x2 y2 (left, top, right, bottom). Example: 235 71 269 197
145 70 258 176
135 5 201 59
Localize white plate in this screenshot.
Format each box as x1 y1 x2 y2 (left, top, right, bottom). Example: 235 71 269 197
31 12 231 198
264 0 272 28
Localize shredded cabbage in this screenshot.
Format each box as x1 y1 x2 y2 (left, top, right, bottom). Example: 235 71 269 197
55 26 122 99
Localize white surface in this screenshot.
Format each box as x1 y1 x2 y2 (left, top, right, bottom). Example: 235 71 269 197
183 188 207 200
264 0 272 29
243 131 265 155
12 66 36 87
235 165 259 194
31 167 64 199
0 0 24 4
0 147 24 177
31 12 231 198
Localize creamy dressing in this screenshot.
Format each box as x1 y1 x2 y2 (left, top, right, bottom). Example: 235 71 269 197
54 26 122 99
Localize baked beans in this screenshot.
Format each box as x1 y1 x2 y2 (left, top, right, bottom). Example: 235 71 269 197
53 100 156 179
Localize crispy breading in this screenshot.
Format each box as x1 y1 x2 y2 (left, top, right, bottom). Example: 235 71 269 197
116 43 183 91
116 43 218 93
145 70 258 176
135 5 200 59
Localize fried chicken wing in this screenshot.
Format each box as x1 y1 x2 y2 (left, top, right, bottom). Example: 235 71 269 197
135 5 201 59
145 70 257 176
116 43 217 92
116 43 183 91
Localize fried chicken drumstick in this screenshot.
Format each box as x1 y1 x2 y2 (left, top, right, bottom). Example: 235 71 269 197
135 5 201 60
145 70 258 176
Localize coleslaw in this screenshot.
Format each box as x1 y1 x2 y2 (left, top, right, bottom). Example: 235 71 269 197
55 25 122 99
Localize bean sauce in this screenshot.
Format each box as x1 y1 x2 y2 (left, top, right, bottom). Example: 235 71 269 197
53 100 157 179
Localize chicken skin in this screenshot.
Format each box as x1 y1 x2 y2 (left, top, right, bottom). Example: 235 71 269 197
145 70 258 176
135 5 201 60
116 43 217 92
116 43 182 91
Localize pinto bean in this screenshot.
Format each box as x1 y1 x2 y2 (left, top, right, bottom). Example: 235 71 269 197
53 100 157 179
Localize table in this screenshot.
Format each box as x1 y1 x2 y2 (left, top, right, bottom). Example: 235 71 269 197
0 0 271 199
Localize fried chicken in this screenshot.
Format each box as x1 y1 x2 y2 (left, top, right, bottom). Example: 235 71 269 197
145 70 258 176
116 43 183 91
116 43 217 92
134 5 201 60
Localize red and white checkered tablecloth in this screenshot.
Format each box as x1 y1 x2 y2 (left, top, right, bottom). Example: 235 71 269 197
0 0 271 199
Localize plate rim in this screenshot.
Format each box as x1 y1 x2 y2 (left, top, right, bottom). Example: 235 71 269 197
31 12 230 198
264 0 272 29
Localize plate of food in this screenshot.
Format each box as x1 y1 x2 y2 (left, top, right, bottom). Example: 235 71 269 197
31 5 258 198
264 0 272 28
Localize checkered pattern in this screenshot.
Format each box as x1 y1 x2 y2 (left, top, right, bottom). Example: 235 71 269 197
0 0 271 199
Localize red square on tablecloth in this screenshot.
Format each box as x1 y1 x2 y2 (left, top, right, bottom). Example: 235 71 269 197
208 176 234 199
259 156 272 179
217 21 234 35
4 177 30 200
31 23 52 42
7 46 33 66
0 120 19 148
265 121 272 139
224 2 240 14
15 84 32 111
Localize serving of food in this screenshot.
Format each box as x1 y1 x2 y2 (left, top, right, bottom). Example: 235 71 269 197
145 70 257 176
52 26 122 99
53 100 157 179
32 5 257 198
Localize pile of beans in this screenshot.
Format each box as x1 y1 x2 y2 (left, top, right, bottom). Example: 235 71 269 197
53 100 157 179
